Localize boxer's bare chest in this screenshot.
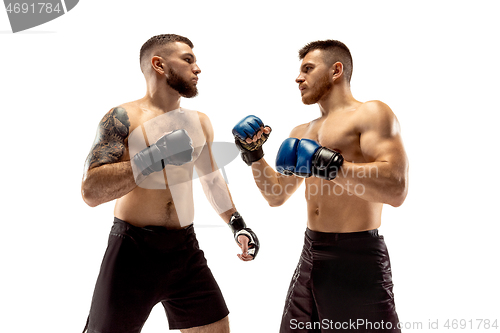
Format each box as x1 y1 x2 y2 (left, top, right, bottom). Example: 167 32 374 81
117 104 207 191
124 106 206 161
300 110 366 163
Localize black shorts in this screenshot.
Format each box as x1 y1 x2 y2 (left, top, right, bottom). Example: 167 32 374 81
83 218 229 333
280 228 400 333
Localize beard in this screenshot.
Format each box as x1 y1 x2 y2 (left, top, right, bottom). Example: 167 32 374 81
302 72 332 105
166 67 198 98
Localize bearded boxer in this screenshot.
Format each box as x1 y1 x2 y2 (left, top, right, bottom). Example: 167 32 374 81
81 34 259 333
233 40 408 332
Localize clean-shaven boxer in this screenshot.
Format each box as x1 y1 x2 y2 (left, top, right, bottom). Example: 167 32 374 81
81 34 259 333
233 40 408 332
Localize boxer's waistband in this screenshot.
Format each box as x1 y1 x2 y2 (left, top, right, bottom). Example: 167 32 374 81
306 227 379 242
113 217 194 234
111 217 196 251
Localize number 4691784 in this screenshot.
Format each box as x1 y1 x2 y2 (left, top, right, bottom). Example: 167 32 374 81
6 3 62 14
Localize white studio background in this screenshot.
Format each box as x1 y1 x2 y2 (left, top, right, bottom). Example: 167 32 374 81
1 1 499 332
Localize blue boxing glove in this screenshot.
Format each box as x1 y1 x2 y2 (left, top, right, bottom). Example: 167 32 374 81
232 115 271 166
276 138 344 180
276 138 300 176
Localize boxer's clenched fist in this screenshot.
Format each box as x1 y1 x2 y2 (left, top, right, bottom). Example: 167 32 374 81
228 211 260 260
232 115 271 166
276 138 344 180
133 129 194 176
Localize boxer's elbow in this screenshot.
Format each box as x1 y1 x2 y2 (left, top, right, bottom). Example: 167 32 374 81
81 168 100 207
262 181 293 207
387 177 408 207
81 182 103 207
388 194 405 208
387 158 409 207
266 193 288 207
268 198 285 207
82 188 100 207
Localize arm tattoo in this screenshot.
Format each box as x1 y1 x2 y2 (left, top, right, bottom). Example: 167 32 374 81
85 107 131 171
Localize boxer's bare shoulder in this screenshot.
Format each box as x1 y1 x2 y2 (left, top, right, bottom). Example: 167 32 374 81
289 122 311 139
354 100 400 134
195 110 210 125
85 106 132 171
354 100 404 159
117 100 154 132
195 111 213 141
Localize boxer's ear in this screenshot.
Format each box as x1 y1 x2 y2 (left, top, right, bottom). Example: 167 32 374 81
151 56 167 75
331 62 344 82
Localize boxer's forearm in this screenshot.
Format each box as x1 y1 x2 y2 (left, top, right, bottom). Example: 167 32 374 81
199 170 236 218
250 158 280 205
332 161 408 207
219 207 237 224
81 161 140 207
251 158 302 207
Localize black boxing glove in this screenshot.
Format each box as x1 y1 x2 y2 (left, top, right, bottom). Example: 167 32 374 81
133 129 194 176
228 211 260 259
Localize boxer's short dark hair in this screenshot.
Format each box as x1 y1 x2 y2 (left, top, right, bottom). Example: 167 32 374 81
299 40 353 83
140 34 194 72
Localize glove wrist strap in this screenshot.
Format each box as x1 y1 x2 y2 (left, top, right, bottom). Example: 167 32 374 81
133 147 155 176
312 147 344 180
241 147 264 166
228 211 247 234
234 139 264 166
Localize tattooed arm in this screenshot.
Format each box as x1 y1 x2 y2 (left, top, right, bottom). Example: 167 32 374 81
81 107 141 207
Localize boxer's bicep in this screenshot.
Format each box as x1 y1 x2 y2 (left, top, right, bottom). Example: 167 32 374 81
194 112 218 175
194 143 215 176
359 102 405 164
193 112 235 214
84 107 131 172
358 102 408 184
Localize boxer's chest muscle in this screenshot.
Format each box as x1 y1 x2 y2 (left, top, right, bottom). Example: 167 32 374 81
126 109 205 161
303 112 364 162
